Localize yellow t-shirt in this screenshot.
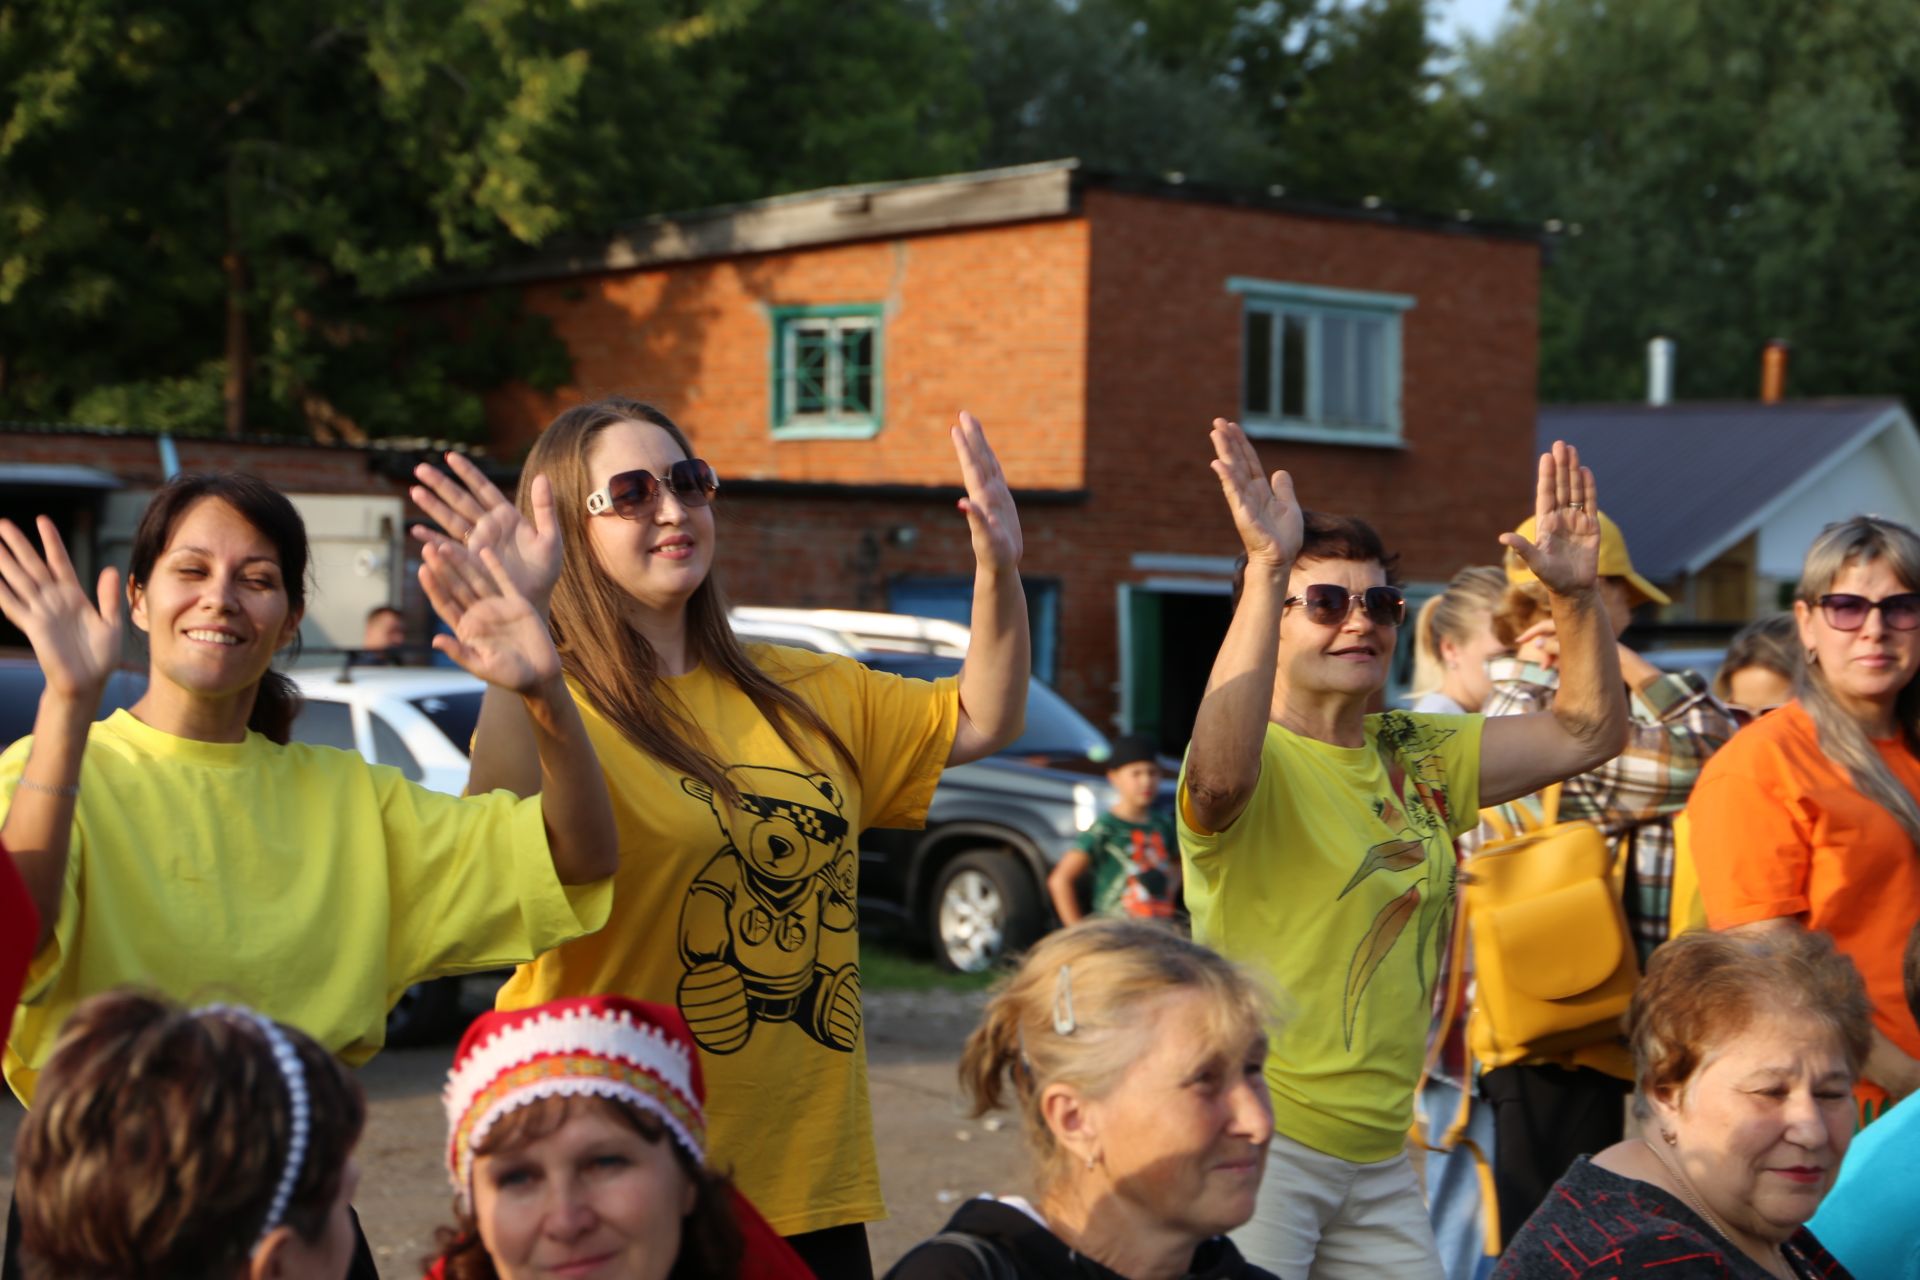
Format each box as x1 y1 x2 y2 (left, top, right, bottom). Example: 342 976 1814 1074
1179 710 1482 1163
496 645 959 1236
2 710 611 1104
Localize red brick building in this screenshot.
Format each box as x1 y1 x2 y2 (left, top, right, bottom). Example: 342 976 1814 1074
463 161 1542 745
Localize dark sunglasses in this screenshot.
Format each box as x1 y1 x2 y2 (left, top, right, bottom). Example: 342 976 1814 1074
1817 592 1920 632
585 459 719 520
1284 584 1407 628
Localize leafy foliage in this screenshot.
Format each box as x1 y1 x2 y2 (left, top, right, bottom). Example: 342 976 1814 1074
1465 0 1920 405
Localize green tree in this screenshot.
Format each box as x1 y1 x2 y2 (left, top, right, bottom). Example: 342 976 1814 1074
948 0 1471 209
0 0 745 439
1464 0 1920 405
692 0 985 201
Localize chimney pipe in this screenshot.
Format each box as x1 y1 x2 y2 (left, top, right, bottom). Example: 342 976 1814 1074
1647 337 1674 406
1761 339 1790 404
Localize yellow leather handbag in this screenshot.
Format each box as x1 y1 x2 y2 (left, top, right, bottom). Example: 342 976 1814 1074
1464 783 1640 1069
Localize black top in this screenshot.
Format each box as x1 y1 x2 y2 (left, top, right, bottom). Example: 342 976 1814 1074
882 1198 1281 1280
1494 1158 1855 1280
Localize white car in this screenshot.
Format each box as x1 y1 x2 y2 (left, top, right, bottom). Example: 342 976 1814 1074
287 665 484 796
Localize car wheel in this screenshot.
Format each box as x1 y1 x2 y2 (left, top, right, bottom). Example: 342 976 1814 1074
932 849 1044 974
385 977 465 1047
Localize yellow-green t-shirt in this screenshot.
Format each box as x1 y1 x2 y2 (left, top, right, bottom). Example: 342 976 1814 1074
2 710 611 1104
496 644 959 1236
1178 710 1482 1163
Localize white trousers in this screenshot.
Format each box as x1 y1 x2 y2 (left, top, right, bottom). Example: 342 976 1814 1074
1230 1129 1447 1280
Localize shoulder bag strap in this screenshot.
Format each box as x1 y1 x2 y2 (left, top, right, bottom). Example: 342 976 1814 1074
921 1231 1019 1280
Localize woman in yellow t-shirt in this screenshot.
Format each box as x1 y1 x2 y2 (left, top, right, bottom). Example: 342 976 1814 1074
0 472 618 1276
411 396 1031 1278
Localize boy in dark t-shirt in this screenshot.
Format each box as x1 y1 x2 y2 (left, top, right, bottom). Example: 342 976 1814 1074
1047 733 1180 923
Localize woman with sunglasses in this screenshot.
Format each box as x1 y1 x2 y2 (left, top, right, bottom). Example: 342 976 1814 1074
1179 423 1630 1278
1688 515 1920 1128
409 396 1030 1280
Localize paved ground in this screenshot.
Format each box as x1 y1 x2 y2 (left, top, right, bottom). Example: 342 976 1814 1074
0 983 1025 1275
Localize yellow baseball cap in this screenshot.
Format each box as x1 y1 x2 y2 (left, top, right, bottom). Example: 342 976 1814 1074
1506 511 1671 606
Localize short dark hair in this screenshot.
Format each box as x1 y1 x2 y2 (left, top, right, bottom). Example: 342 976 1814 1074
17 992 365 1278
366 605 403 624
1231 511 1400 610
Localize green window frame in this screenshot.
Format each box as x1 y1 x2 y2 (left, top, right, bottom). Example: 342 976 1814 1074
770 304 884 440
1229 278 1414 447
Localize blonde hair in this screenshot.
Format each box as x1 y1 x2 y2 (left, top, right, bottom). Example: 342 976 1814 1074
1796 516 1920 851
957 919 1271 1190
1411 566 1507 697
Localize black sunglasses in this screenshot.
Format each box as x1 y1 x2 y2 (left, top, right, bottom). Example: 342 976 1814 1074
1817 592 1920 632
1284 584 1407 628
585 459 719 520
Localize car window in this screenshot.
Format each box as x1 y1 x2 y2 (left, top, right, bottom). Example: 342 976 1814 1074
0 665 148 749
859 654 1110 760
369 711 423 781
410 692 484 758
289 699 357 753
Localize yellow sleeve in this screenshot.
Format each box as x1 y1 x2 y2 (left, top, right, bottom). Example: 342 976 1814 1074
0 735 83 1008
833 658 959 831
370 763 613 998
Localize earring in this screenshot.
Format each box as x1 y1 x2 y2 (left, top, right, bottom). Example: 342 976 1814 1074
1661 1128 1677 1146
1086 1151 1098 1171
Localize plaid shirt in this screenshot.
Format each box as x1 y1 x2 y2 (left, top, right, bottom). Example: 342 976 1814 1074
1480 656 1739 964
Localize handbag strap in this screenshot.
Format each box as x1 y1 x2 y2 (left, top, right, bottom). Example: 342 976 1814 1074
919 1231 1018 1280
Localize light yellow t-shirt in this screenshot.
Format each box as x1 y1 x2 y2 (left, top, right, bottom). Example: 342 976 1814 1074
2 710 611 1104
496 644 959 1236
1179 710 1482 1163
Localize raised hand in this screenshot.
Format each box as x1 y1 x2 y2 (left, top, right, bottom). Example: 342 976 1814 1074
411 453 562 613
952 411 1023 572
0 517 123 703
419 542 560 695
1500 440 1600 596
1209 418 1302 567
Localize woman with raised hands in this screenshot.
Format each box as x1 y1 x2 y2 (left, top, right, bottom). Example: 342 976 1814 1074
0 473 618 1277
1178 425 1628 1277
409 397 1030 1280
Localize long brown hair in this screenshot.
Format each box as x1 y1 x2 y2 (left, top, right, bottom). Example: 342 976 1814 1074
1795 516 1920 850
428 1094 741 1280
521 397 855 805
15 991 365 1279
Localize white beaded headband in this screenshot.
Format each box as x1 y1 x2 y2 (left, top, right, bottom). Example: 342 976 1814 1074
196 1004 312 1248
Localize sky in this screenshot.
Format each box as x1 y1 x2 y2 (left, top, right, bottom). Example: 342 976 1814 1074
1432 0 1514 47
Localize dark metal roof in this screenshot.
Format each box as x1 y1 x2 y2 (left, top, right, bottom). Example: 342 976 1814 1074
1537 398 1909 581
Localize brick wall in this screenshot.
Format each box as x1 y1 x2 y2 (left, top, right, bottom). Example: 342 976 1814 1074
1061 189 1543 726
485 220 1093 492
487 186 1541 735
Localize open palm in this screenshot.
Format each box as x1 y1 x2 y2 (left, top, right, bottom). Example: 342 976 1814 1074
1209 418 1302 567
420 544 559 694
952 411 1023 571
0 517 123 701
1501 440 1600 595
412 453 562 611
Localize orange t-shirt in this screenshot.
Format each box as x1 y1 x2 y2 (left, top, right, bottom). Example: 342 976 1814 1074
1686 701 1920 1119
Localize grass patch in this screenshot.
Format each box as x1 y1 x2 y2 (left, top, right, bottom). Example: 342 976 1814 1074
860 938 1001 993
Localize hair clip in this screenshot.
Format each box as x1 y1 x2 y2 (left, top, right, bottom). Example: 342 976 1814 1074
1052 964 1077 1036
196 1004 310 1248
